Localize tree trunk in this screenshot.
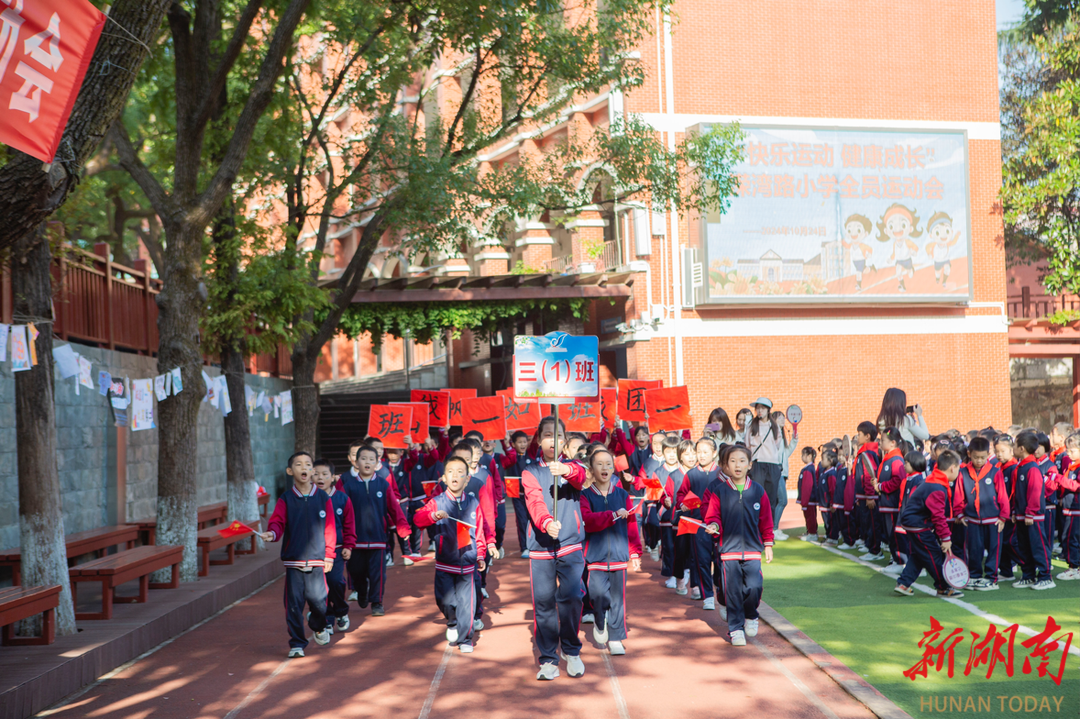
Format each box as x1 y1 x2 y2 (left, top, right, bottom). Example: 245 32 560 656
290 347 320 454
12 227 76 636
221 338 263 548
154 222 206 582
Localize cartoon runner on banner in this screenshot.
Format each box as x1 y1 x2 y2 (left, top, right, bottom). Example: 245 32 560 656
841 214 874 292
924 212 961 287
877 203 921 294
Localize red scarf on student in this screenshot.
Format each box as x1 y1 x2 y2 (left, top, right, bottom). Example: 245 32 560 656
925 468 952 506
964 461 994 510
1001 458 1018 502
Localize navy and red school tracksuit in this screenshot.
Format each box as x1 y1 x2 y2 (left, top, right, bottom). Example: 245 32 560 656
853 443 881 551
894 470 925 560
324 487 356 621
704 478 774 636
504 447 537 552
952 462 1009 582
522 457 588 668
998 459 1020 578
637 455 663 550
662 466 693 581
339 470 410 607
876 448 906 564
1013 456 1052 583
1037 456 1059 548
897 470 952 591
821 466 838 541
796 462 818 535
415 488 490 647
1058 467 1080 569
831 464 856 545
389 460 425 558
582 484 642 642
680 464 720 599
266 485 336 649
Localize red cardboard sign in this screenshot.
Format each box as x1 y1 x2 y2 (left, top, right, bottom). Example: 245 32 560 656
565 400 601 433
496 388 542 432
367 404 413 449
461 396 508 440
441 388 478 425
600 388 618 430
391 401 430 444
644 386 692 431
411 390 450 429
617 379 662 422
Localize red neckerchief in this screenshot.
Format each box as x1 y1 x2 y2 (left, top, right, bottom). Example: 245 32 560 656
856 442 879 476
964 461 994 508
1051 447 1065 461
925 468 952 506
878 448 903 478
898 471 922 508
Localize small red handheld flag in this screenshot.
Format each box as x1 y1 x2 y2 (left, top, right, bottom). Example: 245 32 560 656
614 454 629 473
617 379 662 422
456 520 472 549
643 477 664 502
461 396 508 440
677 517 704 536
422 481 439 498
256 486 269 497
441 388 478 425
217 520 254 539
682 491 702 511
504 475 521 499
644 386 692 431
629 500 644 515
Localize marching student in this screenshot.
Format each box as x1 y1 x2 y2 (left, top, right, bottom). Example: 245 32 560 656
339 444 412 616
637 430 667 560
681 437 721 609
447 442 499 626
467 431 510 558
656 435 686 591
874 428 907 573
1008 431 1055 590
662 440 697 596
993 434 1020 581
313 459 356 631
704 445 775 647
581 447 643 655
951 436 1009 590
1057 433 1080 580
260 452 336 657
627 426 653 478
852 422 883 561
505 430 535 556
414 456 490 653
795 447 819 540
894 449 964 599
386 446 424 565
521 415 590 681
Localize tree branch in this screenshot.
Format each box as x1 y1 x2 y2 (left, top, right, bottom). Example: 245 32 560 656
109 123 178 224
192 0 265 131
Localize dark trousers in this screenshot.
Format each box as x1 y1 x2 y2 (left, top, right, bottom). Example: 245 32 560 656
826 509 840 541
435 570 476 646
1000 521 1019 577
752 462 782 510
948 519 966 557
587 569 627 641
530 551 584 665
689 527 716 599
674 531 692 578
495 501 507 549
856 501 879 550
643 521 660 551
1063 513 1080 568
721 559 762 634
473 563 485 619
898 530 947 591
660 525 675 577
326 555 349 619
581 565 594 615
1043 507 1055 546
801 505 818 535
347 548 386 607
392 502 423 558
1016 519 1052 581
821 508 832 537
963 522 1000 580
512 497 529 552
837 511 856 544
284 567 328 649
882 512 902 563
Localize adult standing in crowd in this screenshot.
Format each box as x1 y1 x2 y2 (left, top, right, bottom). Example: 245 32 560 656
705 407 738 445
876 388 930 444
746 398 785 510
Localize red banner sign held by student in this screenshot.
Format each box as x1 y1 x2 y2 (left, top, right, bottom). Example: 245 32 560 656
496 388 541 433
617 379 662 422
368 404 413 448
392 401 430 444
600 388 618 430
441 388 477 425
0 0 106 162
461 396 508 440
644 386 691 431
566 399 601 433
412 390 450 429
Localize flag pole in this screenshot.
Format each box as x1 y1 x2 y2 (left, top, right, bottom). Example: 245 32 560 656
553 403 560 510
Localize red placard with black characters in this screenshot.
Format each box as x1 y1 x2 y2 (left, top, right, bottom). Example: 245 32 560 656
565 399 601 433
617 379 662 422
461 396 508 440
391 401 430 445
411 390 450 429
496 389 542 433
644 386 692 431
367 404 413 449
441 388 478 425
600 388 618 430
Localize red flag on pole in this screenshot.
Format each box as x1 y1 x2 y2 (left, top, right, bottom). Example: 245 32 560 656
441 388 477 425
617 379 662 422
0 0 106 162
681 491 702 511
422 481 439 498
504 475 521 498
614 454 629 473
217 520 254 539
629 499 644 515
644 386 692 431
677 517 704 536
411 390 450 429
461 396 508 440
456 519 472 549
643 477 664 502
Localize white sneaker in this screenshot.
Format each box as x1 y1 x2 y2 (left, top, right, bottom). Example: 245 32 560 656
313 628 331 646
683 569 691 581
882 563 904 576
473 618 484 631
691 586 702 600
403 556 414 566
718 604 728 621
446 626 458 643
336 616 350 631
385 555 394 567
1031 579 1056 590
863 553 884 561
1055 568 1080 581
975 581 999 591
675 580 688 596
608 640 626 655
703 597 716 611
537 663 560 681
288 647 304 658
664 577 677 589
745 618 759 637
348 591 358 601
565 654 585 677
1013 578 1035 588
799 534 814 542
459 643 474 653
774 530 788 541
837 543 855 550
498 548 505 559
650 550 659 562
593 622 608 645
428 541 436 551
481 588 489 599
582 613 595 624
521 550 530 558
854 540 865 549
730 630 746 647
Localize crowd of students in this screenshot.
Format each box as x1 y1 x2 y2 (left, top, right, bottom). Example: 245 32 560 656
258 387 1080 681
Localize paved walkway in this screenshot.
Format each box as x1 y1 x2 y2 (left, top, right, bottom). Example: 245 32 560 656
41 514 878 719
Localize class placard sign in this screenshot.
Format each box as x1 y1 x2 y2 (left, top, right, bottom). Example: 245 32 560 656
513 332 599 401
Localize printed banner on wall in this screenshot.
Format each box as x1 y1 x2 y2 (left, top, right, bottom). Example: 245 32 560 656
701 126 971 302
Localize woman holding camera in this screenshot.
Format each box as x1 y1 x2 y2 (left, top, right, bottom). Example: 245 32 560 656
876 388 930 444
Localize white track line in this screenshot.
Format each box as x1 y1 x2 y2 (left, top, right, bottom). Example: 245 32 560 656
751 637 841 719
815 542 1080 657
601 651 631 719
223 652 294 719
38 576 282 717
417 644 454 719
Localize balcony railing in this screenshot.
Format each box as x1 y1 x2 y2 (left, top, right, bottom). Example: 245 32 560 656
1008 286 1080 321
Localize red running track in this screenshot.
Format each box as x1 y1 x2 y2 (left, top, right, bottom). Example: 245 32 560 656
41 517 875 719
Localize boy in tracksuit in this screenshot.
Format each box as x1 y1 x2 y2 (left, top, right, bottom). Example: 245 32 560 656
504 431 536 556
581 448 642 655
1013 431 1055 589
636 431 666 556
313 459 356 632
414 456 492 653
386 449 423 564
894 449 963 599
446 442 499 627
656 435 685 587
1057 433 1080 580
522 416 589 681
260 452 336 657
339 445 411 616
819 449 839 544
833 454 857 548
704 445 775 648
874 428 907 571
679 438 721 609
795 447 819 538
896 450 928 564
951 437 1009 590
994 435 1020 580
853 422 882 560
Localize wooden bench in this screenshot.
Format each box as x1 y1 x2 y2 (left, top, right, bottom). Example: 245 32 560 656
0 585 61 646
69 545 183 620
258 491 271 517
198 502 228 529
0 525 140 586
196 523 258 576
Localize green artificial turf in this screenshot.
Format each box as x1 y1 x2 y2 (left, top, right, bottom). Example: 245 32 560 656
761 541 1080 718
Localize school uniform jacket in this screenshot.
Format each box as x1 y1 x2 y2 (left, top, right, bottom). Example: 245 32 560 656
1060 468 1080 516
952 462 1009 523
796 463 818 507
661 466 688 527
388 461 426 510
1037 457 1060 507
833 465 854 513
325 487 357 552
854 443 881 500
521 457 587 558
339 470 411 549
876 449 906 513
581 485 643 571
820 467 837 509
628 446 653 480
266 485 337 569
898 470 952 540
1000 459 1019 519
414 489 489 574
679 465 720 521
703 478 775 561
1014 456 1047 522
